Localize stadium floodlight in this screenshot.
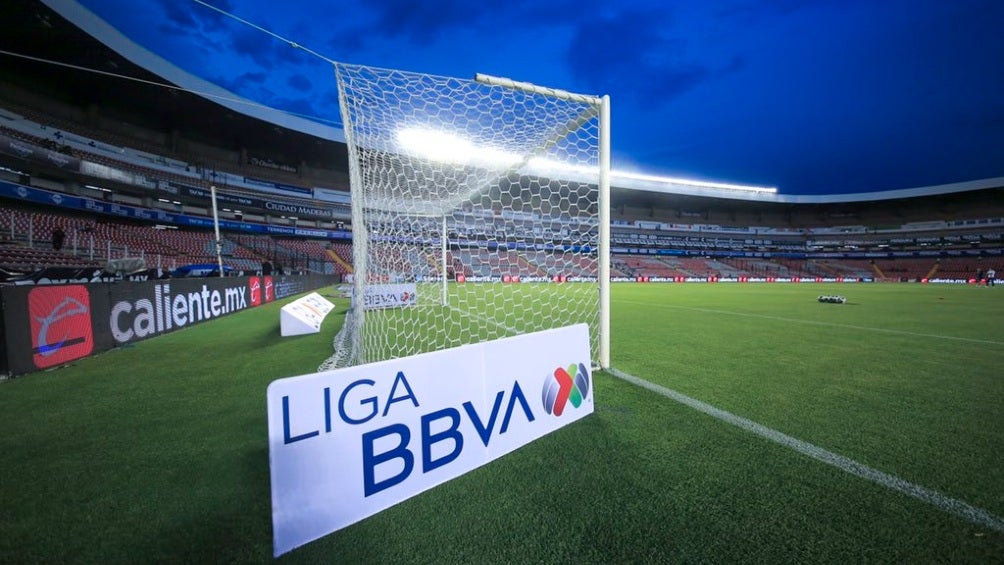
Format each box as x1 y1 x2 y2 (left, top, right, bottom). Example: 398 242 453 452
332 63 610 369
613 170 777 194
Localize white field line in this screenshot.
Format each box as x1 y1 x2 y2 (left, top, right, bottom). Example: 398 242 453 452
619 300 1004 346
447 303 520 334
607 366 1004 532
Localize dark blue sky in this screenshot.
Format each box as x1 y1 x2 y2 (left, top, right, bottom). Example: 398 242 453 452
71 0 1004 195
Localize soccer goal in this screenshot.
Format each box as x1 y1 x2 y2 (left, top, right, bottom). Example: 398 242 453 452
333 63 610 369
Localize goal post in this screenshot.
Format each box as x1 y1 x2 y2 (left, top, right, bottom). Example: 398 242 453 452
333 63 610 369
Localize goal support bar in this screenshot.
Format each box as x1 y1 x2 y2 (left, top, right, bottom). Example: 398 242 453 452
477 73 611 369
598 94 610 369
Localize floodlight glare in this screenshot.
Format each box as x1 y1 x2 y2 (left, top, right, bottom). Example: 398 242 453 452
614 170 777 194
396 128 775 194
396 127 518 168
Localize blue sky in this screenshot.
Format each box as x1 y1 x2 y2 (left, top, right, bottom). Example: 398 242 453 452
71 0 1004 195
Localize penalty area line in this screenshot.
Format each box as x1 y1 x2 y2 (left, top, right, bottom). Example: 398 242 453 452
606 366 1004 533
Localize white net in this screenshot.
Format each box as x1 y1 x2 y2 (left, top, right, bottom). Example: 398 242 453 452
334 63 605 367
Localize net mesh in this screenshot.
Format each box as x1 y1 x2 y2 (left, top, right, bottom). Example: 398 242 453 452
334 63 602 366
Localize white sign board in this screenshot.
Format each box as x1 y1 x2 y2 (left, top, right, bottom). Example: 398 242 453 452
279 292 334 336
266 324 593 556
349 283 418 310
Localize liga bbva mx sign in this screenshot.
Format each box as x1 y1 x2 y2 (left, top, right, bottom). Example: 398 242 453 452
266 324 594 556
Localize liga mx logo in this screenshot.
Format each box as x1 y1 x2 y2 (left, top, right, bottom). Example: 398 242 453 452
541 362 590 417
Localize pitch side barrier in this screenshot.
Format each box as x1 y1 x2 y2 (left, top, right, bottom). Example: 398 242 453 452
0 274 337 377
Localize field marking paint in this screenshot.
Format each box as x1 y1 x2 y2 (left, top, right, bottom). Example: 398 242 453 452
447 303 520 334
607 367 1004 532
619 300 1004 346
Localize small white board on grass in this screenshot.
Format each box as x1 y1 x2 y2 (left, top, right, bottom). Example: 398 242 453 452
280 292 335 336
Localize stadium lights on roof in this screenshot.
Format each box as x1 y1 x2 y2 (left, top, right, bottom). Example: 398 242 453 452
613 170 777 194
396 127 776 194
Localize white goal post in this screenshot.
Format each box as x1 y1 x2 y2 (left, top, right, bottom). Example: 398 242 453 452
333 63 610 369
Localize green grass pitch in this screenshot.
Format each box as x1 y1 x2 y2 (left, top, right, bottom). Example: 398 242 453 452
1 282 1002 563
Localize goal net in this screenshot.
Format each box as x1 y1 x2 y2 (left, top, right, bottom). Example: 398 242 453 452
333 63 610 368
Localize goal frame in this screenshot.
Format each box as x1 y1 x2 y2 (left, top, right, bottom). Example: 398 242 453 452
336 66 611 370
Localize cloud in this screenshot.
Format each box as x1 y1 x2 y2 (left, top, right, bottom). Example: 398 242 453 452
324 0 602 53
240 71 268 84
715 0 810 21
352 0 495 45
157 0 235 26
267 95 319 121
152 0 235 33
158 0 197 28
287 74 312 92
231 27 273 66
209 72 330 123
566 9 739 105
150 0 309 70
211 71 267 96
150 0 234 53
228 25 318 71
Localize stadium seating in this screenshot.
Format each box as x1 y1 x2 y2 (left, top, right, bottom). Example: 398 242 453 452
930 257 1003 280
0 207 341 275
0 245 96 271
3 102 1002 283
868 258 937 281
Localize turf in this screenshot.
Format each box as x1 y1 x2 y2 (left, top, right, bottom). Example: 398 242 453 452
1 282 1002 563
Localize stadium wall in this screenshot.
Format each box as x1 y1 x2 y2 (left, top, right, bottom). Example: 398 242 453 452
0 274 337 377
